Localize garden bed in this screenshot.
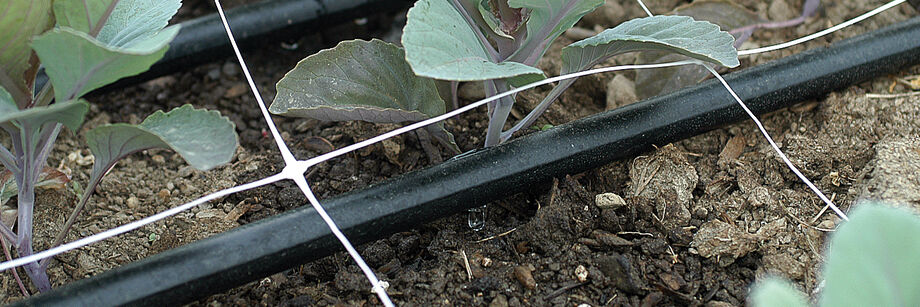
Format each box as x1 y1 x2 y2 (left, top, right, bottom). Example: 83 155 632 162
4 0 920 305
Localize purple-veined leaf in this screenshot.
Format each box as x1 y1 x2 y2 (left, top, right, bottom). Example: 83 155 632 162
31 0 181 102
506 0 604 66
53 0 115 34
562 15 739 75
271 39 459 152
402 0 543 82
86 104 238 185
635 0 763 99
0 95 89 132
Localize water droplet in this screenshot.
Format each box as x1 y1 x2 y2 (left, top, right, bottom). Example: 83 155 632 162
467 205 487 231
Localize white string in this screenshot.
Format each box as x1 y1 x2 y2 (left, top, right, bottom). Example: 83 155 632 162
0 173 286 272
213 0 296 165
214 2 393 305
4 0 906 298
636 0 654 17
701 64 849 221
738 0 906 56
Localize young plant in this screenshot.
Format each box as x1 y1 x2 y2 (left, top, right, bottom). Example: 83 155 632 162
0 0 238 292
269 0 739 149
750 203 920 307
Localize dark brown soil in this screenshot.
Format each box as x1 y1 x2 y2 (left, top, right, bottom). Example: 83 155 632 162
3 0 920 306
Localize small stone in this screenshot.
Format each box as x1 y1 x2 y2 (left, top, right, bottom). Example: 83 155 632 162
595 193 626 209
818 219 836 230
223 83 248 98
458 81 485 101
481 257 492 268
489 294 509 307
768 0 797 21
206 68 221 80
151 155 166 164
574 265 588 282
606 74 637 110
222 62 239 76
178 166 195 178
157 189 171 201
564 27 596 40
513 265 537 290
126 196 140 209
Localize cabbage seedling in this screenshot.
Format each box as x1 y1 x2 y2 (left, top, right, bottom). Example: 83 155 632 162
0 0 238 292
270 0 739 149
750 203 920 307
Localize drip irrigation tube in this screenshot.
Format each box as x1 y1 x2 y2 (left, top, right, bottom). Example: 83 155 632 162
33 0 412 92
15 16 920 307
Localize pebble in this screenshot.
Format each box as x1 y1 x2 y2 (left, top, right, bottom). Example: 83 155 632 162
489 294 508 307
606 74 637 110
157 189 171 201
126 196 140 209
595 193 626 209
458 81 485 100
222 62 239 76
513 265 537 290
151 155 165 164
564 27 596 41
178 166 195 178
575 265 588 282
206 68 221 80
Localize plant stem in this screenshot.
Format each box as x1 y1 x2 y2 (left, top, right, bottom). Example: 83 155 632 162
484 79 514 146
0 221 16 245
41 175 99 269
31 82 55 108
0 143 20 174
501 78 575 142
15 123 53 292
1 237 30 297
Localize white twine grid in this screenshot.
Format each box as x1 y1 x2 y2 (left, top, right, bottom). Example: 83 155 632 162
2 0 908 302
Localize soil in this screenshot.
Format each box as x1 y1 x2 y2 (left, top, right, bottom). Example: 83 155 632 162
3 0 920 306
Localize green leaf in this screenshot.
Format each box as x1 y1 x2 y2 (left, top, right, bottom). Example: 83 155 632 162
749 278 809 307
821 204 920 306
53 0 115 33
0 86 16 113
96 0 181 48
562 15 739 74
33 0 180 102
0 0 53 106
402 0 543 81
31 26 179 102
271 39 459 153
0 99 89 131
272 39 446 122
507 0 603 63
635 0 762 99
86 105 238 184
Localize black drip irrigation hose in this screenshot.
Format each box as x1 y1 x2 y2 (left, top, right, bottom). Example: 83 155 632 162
33 0 412 93
14 16 920 307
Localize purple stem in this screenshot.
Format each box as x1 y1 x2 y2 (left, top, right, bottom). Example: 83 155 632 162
508 0 579 66
14 123 53 292
1 237 30 296
501 78 575 142
484 79 514 146
0 143 18 174
730 0 819 36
